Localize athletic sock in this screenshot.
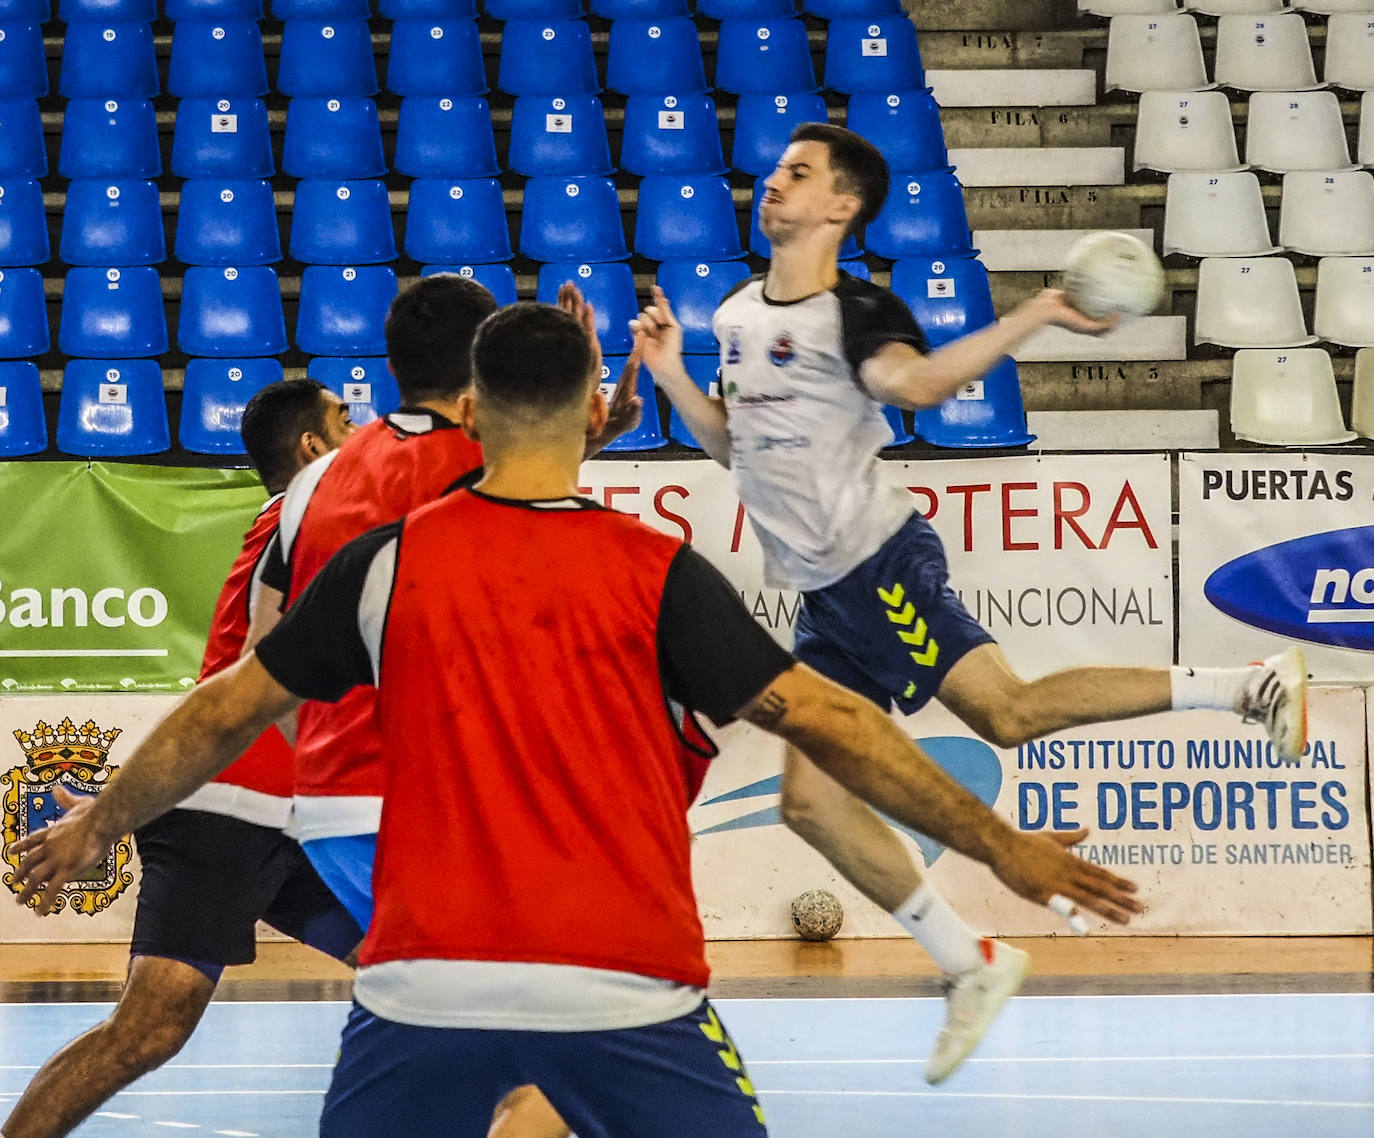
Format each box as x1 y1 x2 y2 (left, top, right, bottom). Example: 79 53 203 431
892 883 983 976
1170 664 1254 713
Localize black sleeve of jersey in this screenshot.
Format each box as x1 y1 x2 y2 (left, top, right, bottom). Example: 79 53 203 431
254 520 402 703
258 532 290 599
657 547 795 726
837 277 930 374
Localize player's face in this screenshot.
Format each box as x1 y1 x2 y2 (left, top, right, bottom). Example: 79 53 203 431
759 140 857 246
317 391 358 449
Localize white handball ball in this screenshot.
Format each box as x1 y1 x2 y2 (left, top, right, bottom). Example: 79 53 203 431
1061 231 1165 321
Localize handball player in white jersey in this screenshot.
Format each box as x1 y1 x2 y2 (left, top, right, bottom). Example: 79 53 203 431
635 122 1308 1083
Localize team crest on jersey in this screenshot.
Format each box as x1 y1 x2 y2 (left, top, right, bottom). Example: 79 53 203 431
726 327 743 366
1 717 134 915
767 333 797 367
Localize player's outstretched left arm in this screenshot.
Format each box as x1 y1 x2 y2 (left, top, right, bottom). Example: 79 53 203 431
861 289 1118 412
8 655 300 914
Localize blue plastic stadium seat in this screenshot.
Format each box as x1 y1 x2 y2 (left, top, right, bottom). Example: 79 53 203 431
385 20 485 98
176 179 281 266
596 354 666 451
58 0 155 20
804 0 900 16
535 261 637 353
890 256 994 349
749 176 860 258
520 176 627 263
166 0 262 19
57 358 169 456
498 19 597 96
305 356 400 425
0 98 45 178
606 18 705 95
59 180 165 267
172 97 273 179
637 176 743 261
403 178 512 264
0 180 49 266
865 169 974 259
168 20 268 99
731 90 828 176
509 94 613 177
0 361 46 456
655 258 751 352
621 93 725 176
379 0 474 17
419 263 518 306
0 268 48 357
0 22 47 98
839 257 869 279
178 266 288 357
913 356 1034 449
698 0 795 17
179 357 282 454
592 0 686 16
59 98 159 180
846 89 948 173
486 0 582 17
0 0 50 18
296 265 398 357
663 353 720 449
395 97 498 178
284 98 385 179
716 18 816 94
58 267 168 358
278 21 378 97
271 0 368 17
824 16 924 94
882 403 912 445
59 22 159 98
290 180 397 266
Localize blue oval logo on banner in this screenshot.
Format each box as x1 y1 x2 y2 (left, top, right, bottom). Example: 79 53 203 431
1204 525 1374 651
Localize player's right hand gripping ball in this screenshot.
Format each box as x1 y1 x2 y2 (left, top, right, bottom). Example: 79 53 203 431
1062 231 1165 321
791 889 844 941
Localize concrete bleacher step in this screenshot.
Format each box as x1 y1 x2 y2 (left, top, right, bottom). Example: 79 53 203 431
976 227 1157 270
928 68 1098 107
1013 315 1188 362
1026 408 1220 450
949 146 1125 186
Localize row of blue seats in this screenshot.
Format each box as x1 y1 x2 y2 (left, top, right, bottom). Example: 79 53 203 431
0 15 924 97
0 169 976 267
0 89 947 180
12 0 906 25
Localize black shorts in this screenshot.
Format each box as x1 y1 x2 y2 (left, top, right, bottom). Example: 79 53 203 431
131 808 362 971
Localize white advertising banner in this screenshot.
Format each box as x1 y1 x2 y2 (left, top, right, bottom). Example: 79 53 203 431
1179 453 1374 682
583 454 1174 675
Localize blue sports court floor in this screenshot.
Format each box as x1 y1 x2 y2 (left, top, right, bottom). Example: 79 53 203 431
1 993 1371 1137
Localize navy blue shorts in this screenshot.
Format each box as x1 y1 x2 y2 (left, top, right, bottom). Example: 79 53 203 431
321 999 768 1138
794 512 995 715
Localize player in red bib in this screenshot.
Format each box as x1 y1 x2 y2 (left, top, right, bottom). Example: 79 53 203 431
1 380 359 1138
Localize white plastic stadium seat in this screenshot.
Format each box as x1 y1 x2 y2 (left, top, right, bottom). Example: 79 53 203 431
1134 90 1242 172
1361 93 1374 166
1185 0 1282 13
1314 257 1374 346
1324 14 1374 92
1230 348 1355 445
1080 0 1179 13
1214 13 1319 92
1350 348 1374 438
1163 172 1277 256
1245 91 1354 173
1278 170 1374 256
1292 0 1374 12
1105 14 1210 94
1195 257 1315 347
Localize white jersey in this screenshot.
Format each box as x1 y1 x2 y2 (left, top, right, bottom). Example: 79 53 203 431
713 272 927 592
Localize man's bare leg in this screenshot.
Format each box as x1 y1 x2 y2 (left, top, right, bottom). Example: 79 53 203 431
1 956 215 1138
488 1086 572 1138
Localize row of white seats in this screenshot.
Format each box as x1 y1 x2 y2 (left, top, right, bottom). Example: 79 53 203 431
1230 347 1370 445
1136 90 1373 172
1195 255 1374 346
1105 12 1374 92
1086 0 1374 15
1163 169 1374 256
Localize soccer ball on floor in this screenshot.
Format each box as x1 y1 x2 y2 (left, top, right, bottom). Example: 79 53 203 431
1061 231 1166 322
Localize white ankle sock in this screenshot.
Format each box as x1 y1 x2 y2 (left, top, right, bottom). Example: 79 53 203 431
1170 665 1253 713
892 884 983 975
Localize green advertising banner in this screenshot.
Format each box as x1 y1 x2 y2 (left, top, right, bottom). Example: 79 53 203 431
0 463 266 692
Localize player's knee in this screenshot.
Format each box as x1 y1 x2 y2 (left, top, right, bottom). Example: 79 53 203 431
974 703 1038 750
779 775 830 845
130 1018 196 1070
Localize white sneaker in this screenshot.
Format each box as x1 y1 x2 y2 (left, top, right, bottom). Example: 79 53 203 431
1238 646 1308 765
924 939 1030 1085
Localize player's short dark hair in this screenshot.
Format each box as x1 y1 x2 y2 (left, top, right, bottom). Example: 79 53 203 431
384 274 499 403
240 379 330 492
789 122 890 236
471 303 595 418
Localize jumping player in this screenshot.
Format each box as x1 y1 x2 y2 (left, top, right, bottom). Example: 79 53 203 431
0 380 361 1138
634 122 1308 1083
11 302 1144 1137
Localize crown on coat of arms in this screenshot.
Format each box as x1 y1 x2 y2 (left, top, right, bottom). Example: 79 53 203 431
11 718 122 775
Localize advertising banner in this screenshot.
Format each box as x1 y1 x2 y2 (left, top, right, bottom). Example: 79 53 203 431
1179 453 1374 682
0 463 265 693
